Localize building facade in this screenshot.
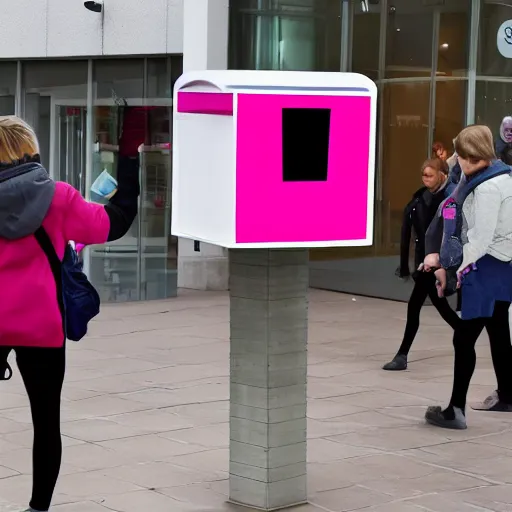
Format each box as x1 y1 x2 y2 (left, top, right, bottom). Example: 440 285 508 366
230 0 512 301
0 0 511 302
0 0 189 302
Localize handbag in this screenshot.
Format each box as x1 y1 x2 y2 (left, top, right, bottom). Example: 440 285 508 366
439 164 511 272
34 227 100 342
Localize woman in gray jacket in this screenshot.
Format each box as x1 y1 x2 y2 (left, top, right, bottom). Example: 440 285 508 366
424 125 512 430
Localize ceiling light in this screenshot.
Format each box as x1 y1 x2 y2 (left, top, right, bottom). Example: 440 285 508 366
361 0 369 12
441 43 449 49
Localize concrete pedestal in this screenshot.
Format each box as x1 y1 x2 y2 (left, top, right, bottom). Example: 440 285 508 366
228 249 309 510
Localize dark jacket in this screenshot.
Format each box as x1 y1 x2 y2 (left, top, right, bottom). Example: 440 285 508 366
496 138 512 166
399 182 455 277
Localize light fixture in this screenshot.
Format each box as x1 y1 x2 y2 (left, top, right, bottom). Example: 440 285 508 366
84 0 103 12
396 28 401 31
361 0 369 12
441 43 449 49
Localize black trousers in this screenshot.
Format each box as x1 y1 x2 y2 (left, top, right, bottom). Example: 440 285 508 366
0 346 65 511
398 272 460 357
450 300 512 410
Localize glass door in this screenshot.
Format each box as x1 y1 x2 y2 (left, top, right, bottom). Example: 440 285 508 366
55 106 87 196
52 99 176 303
309 0 471 301
90 101 175 303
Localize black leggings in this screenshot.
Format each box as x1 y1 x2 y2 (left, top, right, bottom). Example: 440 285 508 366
398 272 460 357
450 300 512 410
0 346 65 511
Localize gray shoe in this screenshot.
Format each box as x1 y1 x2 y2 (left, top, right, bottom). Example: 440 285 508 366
382 354 407 371
425 405 467 430
471 390 512 412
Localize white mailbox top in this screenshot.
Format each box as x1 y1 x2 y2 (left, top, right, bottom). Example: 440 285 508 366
174 70 376 94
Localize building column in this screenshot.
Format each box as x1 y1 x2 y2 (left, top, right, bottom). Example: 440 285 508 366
229 249 309 510
177 0 229 290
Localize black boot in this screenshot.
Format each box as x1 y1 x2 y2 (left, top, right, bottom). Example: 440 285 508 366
382 354 407 371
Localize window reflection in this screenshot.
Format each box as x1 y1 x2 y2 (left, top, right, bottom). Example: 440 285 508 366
385 0 434 78
22 61 88 173
438 11 469 77
475 81 512 137
89 58 177 303
229 0 341 71
0 62 16 116
479 1 512 77
380 82 431 250
352 0 380 80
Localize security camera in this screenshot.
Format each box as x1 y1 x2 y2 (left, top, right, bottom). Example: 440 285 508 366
84 0 103 13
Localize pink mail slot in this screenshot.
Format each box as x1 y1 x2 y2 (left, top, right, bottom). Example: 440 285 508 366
178 92 234 116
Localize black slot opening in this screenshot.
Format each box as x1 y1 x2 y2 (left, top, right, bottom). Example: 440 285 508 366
282 108 331 182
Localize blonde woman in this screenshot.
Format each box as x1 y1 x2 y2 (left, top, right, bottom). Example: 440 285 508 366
424 125 512 430
0 116 140 511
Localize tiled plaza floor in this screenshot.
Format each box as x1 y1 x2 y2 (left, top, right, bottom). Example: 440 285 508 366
0 289 511 511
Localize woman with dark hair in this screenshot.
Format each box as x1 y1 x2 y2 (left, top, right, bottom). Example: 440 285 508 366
383 158 460 371
432 141 448 162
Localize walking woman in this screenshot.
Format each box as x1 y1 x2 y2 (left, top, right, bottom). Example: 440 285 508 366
0 115 140 511
425 125 512 430
383 158 460 371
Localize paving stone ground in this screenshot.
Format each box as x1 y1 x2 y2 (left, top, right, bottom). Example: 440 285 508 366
0 289 511 511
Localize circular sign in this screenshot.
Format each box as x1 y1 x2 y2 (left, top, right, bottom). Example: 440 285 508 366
497 20 512 58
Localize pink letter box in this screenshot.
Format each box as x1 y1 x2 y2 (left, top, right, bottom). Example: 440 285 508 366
172 70 377 248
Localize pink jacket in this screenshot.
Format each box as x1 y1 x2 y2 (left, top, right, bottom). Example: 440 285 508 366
0 181 109 348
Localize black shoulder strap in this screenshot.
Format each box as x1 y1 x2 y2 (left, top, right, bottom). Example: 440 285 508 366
34 227 66 325
34 226 61 278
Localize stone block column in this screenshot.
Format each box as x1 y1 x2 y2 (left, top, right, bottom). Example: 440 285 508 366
229 249 309 510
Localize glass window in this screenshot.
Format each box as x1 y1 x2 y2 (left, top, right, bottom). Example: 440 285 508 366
434 79 467 152
90 58 177 303
21 60 88 179
351 0 380 79
478 0 512 77
146 55 182 98
0 62 16 116
229 0 341 71
438 9 470 77
385 0 434 78
94 59 144 100
380 81 431 249
475 80 512 136
18 57 182 304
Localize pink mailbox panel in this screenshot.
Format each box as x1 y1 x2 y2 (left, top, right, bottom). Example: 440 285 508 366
235 93 371 244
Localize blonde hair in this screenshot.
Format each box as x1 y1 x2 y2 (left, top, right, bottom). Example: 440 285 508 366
0 116 40 166
454 125 496 162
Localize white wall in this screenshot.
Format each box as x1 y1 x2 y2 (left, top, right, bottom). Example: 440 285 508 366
0 0 183 58
177 0 229 291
